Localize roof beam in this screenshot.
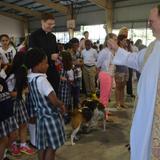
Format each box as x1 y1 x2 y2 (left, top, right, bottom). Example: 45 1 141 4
33 0 68 15
88 0 113 32
0 1 41 17
0 12 27 22
88 0 112 9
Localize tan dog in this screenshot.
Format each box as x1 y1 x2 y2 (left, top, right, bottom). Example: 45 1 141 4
70 106 93 145
70 100 106 145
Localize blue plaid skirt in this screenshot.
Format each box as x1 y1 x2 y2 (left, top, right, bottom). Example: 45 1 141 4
26 95 36 118
0 116 19 138
58 82 72 107
13 99 29 125
36 112 66 150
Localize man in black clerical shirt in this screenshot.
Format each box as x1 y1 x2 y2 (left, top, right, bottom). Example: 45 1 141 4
29 13 60 94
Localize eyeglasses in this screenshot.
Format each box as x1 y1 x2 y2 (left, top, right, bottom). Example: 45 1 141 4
46 22 55 27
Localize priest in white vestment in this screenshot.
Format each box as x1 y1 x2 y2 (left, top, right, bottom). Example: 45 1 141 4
108 5 160 160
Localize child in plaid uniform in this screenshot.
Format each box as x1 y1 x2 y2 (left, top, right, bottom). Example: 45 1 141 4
6 53 34 155
26 48 65 160
58 51 73 112
69 38 83 108
0 61 18 160
26 90 37 147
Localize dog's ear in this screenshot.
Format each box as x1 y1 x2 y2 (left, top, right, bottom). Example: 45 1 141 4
81 100 88 107
82 107 93 122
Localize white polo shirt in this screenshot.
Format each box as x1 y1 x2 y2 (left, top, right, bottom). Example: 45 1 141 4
82 48 98 66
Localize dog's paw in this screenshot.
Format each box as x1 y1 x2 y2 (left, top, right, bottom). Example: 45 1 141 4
71 142 76 146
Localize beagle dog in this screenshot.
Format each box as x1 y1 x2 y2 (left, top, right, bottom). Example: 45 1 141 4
70 99 106 145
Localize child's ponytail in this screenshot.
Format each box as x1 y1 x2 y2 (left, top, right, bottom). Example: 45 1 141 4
9 52 28 99
15 64 28 99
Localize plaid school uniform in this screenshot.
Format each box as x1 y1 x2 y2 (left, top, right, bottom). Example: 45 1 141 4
58 70 72 107
13 98 29 125
29 76 65 150
6 74 29 125
0 77 18 138
0 116 18 138
26 92 36 118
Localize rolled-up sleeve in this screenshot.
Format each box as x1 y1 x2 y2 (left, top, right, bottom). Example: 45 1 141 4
112 48 146 72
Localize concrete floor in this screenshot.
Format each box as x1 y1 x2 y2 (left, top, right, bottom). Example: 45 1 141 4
8 91 134 160
56 105 132 160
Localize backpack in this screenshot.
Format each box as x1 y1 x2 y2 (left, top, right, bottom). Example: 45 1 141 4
0 77 14 122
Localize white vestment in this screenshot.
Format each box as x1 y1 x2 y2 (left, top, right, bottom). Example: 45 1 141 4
112 40 160 160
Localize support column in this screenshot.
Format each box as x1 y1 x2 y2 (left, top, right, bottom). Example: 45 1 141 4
68 28 74 39
88 0 113 33
106 8 113 33
67 19 75 39
67 3 75 40
23 19 29 36
104 0 113 34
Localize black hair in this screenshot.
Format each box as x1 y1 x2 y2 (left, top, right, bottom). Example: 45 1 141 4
99 44 103 51
83 31 89 35
26 48 47 69
69 38 79 47
64 43 71 50
61 51 72 71
8 52 28 99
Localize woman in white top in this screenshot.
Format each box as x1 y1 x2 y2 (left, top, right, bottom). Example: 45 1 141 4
96 33 116 120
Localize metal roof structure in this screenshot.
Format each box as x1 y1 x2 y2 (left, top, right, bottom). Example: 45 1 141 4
0 0 159 27
0 0 131 21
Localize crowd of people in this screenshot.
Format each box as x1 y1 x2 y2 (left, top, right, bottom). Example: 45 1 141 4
0 4 160 160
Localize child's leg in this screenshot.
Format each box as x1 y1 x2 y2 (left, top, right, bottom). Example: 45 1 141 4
119 81 126 107
19 123 27 143
115 81 121 106
38 149 46 160
8 130 18 146
28 117 36 146
19 123 34 155
9 130 21 156
45 148 56 160
0 136 8 159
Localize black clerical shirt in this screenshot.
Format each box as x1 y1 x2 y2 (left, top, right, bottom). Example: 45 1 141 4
29 28 58 65
29 28 60 94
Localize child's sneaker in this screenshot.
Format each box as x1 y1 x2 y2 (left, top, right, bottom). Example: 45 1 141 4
20 145 35 155
10 144 21 156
